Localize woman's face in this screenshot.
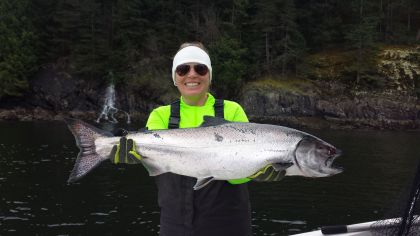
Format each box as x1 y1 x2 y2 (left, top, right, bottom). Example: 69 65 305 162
175 63 210 99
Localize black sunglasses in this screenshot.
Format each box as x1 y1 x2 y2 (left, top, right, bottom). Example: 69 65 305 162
175 64 209 76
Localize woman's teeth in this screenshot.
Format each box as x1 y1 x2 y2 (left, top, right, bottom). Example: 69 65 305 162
185 82 199 87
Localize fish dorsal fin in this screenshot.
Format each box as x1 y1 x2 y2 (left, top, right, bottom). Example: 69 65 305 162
200 116 230 127
193 176 215 190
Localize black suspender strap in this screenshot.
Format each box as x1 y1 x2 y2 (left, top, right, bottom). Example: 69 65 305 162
168 98 224 129
168 99 181 129
214 99 224 118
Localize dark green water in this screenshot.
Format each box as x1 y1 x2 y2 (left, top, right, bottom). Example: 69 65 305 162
1 121 420 235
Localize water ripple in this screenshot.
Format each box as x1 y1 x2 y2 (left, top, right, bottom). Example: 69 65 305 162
47 222 85 228
270 219 307 225
90 212 109 216
2 216 29 221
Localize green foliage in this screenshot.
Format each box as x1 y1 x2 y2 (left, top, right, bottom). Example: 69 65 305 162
244 76 316 96
209 36 247 98
304 48 396 90
247 0 305 76
1 0 418 99
0 0 37 98
344 0 381 86
296 0 345 49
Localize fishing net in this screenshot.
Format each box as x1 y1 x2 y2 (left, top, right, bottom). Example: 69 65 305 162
370 160 420 236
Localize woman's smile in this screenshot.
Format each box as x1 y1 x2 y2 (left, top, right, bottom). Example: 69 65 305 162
175 63 210 105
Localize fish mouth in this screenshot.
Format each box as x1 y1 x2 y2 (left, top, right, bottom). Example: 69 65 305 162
324 149 343 174
293 137 344 177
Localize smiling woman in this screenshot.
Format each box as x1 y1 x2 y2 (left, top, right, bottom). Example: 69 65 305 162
172 42 212 106
107 41 287 236
142 42 255 236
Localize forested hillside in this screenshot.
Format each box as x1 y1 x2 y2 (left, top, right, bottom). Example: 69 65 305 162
1 0 419 100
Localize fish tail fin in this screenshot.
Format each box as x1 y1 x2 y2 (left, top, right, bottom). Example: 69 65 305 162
64 118 113 183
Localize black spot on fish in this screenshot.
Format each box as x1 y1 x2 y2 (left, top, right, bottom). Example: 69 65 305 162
214 133 224 142
153 133 162 139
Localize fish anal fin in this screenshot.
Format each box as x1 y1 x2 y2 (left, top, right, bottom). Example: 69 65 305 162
272 162 293 172
200 116 230 127
193 176 215 190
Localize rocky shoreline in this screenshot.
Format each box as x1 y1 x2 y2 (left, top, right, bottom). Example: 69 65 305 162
1 105 419 130
0 107 94 121
1 46 418 130
239 46 420 130
1 82 420 130
1 78 419 130
0 107 149 124
240 80 420 130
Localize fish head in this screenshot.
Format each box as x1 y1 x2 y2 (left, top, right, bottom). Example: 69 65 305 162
293 136 343 177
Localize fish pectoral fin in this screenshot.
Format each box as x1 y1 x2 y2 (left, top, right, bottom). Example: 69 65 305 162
141 160 167 176
272 162 293 172
193 177 215 190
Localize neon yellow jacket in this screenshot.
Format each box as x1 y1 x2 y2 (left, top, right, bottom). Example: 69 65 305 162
146 93 251 184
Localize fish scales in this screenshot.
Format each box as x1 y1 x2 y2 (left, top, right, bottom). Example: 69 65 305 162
65 117 342 189
122 123 305 179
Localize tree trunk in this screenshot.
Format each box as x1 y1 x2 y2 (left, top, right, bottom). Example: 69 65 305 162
282 28 288 78
390 1 393 35
379 0 383 38
385 0 390 41
265 31 270 69
108 2 114 50
357 0 364 84
407 11 411 31
406 0 412 32
90 11 95 81
231 1 235 24
194 0 201 38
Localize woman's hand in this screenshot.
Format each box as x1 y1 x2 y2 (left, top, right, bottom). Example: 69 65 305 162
110 137 142 164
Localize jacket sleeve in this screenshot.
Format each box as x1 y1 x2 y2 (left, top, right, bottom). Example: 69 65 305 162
145 106 170 130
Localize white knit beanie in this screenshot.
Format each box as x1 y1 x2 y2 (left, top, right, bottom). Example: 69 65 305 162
171 46 212 86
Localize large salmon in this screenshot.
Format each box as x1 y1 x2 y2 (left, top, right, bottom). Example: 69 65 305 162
65 117 342 190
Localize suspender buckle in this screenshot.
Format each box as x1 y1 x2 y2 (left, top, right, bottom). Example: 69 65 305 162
169 117 180 125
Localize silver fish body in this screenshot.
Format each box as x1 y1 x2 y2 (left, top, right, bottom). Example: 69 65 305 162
65 117 342 190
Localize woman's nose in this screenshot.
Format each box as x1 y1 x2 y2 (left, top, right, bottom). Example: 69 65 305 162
186 67 198 76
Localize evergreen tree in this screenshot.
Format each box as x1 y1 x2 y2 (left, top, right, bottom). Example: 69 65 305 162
73 0 112 79
275 0 305 77
211 0 250 43
295 0 344 50
31 0 58 63
250 0 305 77
49 0 82 59
1 0 418 101
345 0 380 85
114 0 190 81
251 0 278 72
209 36 247 98
0 0 37 98
378 0 417 43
